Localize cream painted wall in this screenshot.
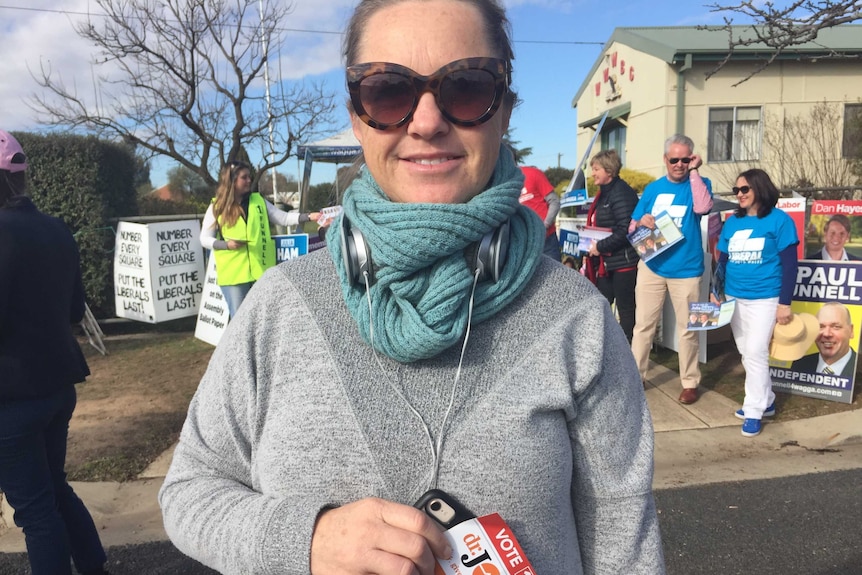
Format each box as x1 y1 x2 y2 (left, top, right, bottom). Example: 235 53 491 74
575 44 862 192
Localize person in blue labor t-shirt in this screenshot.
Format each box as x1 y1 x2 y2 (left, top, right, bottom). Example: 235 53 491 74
629 133 713 403
714 168 799 437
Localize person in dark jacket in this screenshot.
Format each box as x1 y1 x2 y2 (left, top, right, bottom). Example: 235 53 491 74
0 130 109 575
586 149 640 342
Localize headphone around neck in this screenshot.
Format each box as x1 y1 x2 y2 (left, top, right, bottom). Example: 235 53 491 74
340 215 510 287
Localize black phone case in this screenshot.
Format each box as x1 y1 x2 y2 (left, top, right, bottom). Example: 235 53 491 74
414 489 475 529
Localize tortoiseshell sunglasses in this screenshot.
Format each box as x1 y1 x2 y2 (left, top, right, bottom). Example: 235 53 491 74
347 57 509 130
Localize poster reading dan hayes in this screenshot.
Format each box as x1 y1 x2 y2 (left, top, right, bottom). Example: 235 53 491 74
769 260 861 404
114 220 205 323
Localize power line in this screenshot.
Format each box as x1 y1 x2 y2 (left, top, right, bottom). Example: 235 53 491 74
0 3 604 44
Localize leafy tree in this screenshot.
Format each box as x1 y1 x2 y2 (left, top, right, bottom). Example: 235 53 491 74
544 167 574 188
502 128 532 164
166 165 213 201
706 1 862 82
306 182 336 213
30 0 339 189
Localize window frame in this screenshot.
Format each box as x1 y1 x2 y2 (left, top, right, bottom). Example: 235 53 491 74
707 106 762 163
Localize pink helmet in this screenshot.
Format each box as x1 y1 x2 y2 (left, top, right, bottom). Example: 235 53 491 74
0 130 27 173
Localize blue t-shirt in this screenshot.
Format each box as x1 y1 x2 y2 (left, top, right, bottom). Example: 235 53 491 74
631 175 713 278
717 208 798 299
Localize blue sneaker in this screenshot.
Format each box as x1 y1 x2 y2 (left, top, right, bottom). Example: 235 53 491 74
735 402 775 420
741 418 762 437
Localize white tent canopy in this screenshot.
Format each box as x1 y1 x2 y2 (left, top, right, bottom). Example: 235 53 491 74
295 129 363 210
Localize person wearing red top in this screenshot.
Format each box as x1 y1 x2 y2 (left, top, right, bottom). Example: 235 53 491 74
519 165 561 260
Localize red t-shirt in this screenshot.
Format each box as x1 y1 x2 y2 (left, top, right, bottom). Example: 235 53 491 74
519 166 555 237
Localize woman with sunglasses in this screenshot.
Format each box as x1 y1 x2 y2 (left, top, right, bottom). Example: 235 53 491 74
199 161 319 318
161 1 663 573
713 169 798 437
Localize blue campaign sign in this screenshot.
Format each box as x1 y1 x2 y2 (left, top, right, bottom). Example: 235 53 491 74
273 234 309 263
559 229 580 258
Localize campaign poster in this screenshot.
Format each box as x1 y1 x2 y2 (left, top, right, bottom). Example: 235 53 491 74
273 234 309 263
768 260 861 403
805 200 862 260
777 195 806 260
558 228 580 270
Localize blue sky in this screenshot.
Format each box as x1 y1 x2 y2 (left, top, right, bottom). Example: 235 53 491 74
0 1 746 190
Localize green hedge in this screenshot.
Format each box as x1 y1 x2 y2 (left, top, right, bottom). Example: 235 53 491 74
12 132 137 318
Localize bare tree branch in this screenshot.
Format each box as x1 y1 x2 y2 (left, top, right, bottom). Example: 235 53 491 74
28 0 339 188
703 1 862 84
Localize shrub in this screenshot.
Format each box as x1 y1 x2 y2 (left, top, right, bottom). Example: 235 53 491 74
587 168 655 196
12 132 137 318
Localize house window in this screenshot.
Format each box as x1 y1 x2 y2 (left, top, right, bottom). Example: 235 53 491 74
843 104 862 159
601 124 627 165
708 107 761 162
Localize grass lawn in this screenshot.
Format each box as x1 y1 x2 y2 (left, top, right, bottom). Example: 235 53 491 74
64 320 859 483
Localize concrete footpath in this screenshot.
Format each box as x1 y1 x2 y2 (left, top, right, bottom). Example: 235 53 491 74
1 361 860 553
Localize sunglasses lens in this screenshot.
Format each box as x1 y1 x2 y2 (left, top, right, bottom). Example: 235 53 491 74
439 69 497 123
668 157 692 165
358 73 416 126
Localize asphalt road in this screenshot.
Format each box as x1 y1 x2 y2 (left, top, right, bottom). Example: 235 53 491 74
1 468 860 574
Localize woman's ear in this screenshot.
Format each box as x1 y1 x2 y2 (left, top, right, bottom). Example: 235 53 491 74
350 113 364 145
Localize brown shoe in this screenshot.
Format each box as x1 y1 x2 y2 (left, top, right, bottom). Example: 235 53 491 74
678 388 699 404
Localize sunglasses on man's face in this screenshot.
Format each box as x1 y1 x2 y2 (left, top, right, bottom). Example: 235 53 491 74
667 157 692 165
347 57 509 130
732 185 752 194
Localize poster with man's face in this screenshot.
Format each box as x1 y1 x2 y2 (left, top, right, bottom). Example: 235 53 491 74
769 260 860 404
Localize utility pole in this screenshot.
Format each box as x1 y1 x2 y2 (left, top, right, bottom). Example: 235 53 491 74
557 153 563 168
259 0 278 204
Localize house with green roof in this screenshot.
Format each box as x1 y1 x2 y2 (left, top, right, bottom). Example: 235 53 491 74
572 25 862 191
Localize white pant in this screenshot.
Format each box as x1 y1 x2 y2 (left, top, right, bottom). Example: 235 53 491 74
730 296 778 419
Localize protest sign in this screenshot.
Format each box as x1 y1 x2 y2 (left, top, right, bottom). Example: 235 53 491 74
114 220 205 323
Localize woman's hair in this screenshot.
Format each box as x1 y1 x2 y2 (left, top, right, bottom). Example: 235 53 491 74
213 161 251 228
343 0 517 108
590 149 622 179
735 168 779 219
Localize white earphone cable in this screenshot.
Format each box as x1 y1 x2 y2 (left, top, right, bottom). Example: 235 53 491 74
363 267 480 491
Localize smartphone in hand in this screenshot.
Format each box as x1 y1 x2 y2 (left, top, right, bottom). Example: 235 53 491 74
414 489 475 529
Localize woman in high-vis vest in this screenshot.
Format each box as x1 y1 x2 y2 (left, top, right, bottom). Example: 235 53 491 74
200 161 319 317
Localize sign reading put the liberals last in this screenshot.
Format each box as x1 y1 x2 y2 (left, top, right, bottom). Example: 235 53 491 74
114 220 205 323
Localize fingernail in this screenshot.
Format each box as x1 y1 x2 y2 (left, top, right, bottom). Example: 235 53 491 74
442 545 453 560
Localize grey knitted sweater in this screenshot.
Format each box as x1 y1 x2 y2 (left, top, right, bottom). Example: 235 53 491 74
159 250 665 574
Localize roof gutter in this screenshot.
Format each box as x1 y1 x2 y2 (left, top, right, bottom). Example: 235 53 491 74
676 53 693 134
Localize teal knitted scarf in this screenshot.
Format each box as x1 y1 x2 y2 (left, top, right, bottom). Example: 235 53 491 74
327 146 545 363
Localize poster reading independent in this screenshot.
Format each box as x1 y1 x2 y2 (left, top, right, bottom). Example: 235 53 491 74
769 260 860 404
